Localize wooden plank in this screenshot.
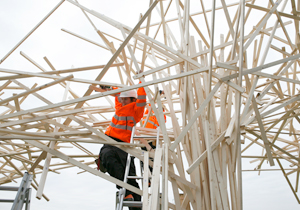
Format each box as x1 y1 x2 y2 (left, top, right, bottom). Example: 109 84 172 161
186 131 226 174
24 140 143 195
246 3 300 20
162 143 168 210
276 159 300 203
203 119 216 210
83 0 159 81
244 0 283 51
149 147 162 210
221 53 300 82
2 0 300 208
251 93 275 166
0 67 211 121
0 67 125 86
0 75 73 106
170 81 222 151
0 0 65 64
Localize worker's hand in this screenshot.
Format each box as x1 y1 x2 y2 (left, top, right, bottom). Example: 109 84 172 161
99 85 112 91
159 90 166 99
136 70 143 75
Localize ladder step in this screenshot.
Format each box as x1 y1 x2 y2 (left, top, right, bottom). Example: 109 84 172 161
127 176 143 179
0 186 19 191
0 199 15 203
133 136 157 139
123 201 143 207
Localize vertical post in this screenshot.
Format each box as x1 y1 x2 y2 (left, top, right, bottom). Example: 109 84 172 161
237 0 245 209
36 141 55 199
142 151 149 210
36 81 70 199
204 120 216 210
149 148 162 210
162 140 168 210
207 0 216 119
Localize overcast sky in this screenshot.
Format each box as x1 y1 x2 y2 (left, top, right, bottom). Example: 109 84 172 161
0 0 300 210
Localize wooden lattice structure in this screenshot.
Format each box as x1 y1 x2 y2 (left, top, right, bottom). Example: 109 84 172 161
1 0 300 209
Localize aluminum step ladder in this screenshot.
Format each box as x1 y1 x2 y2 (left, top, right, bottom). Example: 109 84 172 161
116 126 160 210
0 172 33 210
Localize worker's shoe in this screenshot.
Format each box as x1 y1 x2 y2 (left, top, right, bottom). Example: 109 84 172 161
124 194 134 201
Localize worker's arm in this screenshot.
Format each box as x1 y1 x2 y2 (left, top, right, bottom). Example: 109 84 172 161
159 90 167 123
134 82 147 121
89 85 119 97
114 93 122 110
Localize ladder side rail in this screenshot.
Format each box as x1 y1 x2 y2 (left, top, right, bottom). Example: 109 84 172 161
11 172 33 210
117 126 160 209
155 127 163 210
11 180 25 210
25 188 32 210
20 173 32 210
148 147 162 210
156 127 160 148
162 142 168 210
20 173 33 210
144 125 161 209
142 151 149 210
117 126 136 210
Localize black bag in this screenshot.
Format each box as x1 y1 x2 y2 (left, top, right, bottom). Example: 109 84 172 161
95 156 107 173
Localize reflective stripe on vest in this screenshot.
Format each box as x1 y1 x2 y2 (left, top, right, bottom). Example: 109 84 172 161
147 120 159 128
110 121 133 131
137 102 147 107
137 95 147 100
113 114 136 125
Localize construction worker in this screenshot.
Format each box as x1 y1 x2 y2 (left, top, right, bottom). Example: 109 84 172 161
142 90 166 129
95 84 147 209
140 90 166 176
142 90 166 147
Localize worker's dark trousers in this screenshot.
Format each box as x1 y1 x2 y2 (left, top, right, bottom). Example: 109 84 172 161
99 137 141 203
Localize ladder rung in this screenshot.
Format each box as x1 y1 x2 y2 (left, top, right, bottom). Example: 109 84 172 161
123 201 143 207
127 176 143 179
133 136 157 139
0 199 15 203
0 186 19 191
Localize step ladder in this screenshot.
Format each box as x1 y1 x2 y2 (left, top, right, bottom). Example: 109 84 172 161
0 172 33 210
116 126 160 210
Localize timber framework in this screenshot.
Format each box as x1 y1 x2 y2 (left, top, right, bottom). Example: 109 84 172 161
1 0 300 209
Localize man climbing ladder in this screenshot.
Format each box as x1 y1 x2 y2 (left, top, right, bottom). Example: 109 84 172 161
94 83 152 210
141 90 166 152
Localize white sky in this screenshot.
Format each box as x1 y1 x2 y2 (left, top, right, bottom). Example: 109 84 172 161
0 0 300 209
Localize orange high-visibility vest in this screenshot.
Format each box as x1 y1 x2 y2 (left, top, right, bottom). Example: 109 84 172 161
142 105 166 129
105 85 147 143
